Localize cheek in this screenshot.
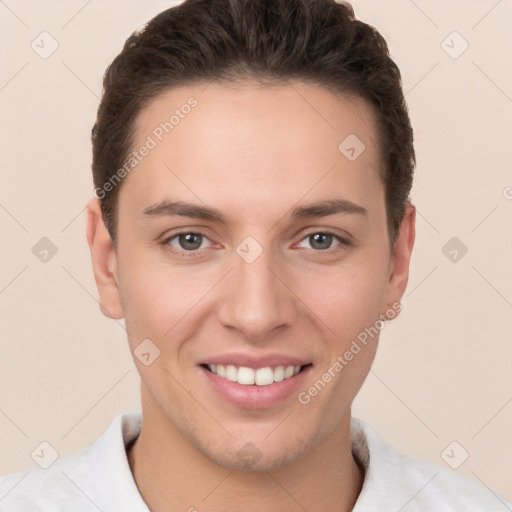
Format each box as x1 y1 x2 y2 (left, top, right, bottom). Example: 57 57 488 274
298 262 387 340
118 255 218 345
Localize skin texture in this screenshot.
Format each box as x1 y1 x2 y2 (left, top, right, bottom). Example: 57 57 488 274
87 81 415 511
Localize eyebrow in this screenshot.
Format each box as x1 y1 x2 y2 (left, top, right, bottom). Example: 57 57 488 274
141 198 367 223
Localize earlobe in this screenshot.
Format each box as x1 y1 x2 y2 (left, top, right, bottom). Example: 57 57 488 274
383 203 416 317
86 198 124 319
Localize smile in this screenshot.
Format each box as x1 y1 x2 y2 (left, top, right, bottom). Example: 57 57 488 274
199 354 312 408
204 364 303 386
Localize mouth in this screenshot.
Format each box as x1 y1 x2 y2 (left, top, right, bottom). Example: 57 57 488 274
201 363 311 386
198 353 313 408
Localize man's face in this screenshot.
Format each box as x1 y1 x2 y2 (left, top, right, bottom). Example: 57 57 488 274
90 81 414 471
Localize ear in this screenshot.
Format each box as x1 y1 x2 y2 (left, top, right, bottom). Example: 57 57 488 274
86 198 124 319
383 203 416 318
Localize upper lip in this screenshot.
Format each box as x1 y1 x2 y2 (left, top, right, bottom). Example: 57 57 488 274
200 353 311 369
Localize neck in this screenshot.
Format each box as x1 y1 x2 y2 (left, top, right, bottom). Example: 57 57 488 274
128 396 363 512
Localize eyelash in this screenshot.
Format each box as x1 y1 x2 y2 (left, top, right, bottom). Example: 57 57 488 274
161 230 350 258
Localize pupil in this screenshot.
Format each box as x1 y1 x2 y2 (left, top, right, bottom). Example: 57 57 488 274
311 233 332 250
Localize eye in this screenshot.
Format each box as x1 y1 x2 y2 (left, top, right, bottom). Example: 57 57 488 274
296 231 347 251
166 232 212 252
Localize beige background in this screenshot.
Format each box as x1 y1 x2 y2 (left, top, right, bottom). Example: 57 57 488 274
1 0 511 503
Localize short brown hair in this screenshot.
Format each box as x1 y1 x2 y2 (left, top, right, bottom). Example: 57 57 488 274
91 0 415 247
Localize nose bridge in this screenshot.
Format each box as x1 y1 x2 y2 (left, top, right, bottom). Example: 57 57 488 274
217 239 295 340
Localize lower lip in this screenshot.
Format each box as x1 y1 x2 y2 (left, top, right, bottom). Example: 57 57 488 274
200 366 311 409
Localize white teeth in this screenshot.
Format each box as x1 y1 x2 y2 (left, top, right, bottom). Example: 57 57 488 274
225 364 238 382
207 363 304 386
237 367 255 385
284 365 295 379
273 365 285 382
255 367 274 386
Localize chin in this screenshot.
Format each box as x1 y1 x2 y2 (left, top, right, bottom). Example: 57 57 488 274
207 448 303 473
195 433 313 473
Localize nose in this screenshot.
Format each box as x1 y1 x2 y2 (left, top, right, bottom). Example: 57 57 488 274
216 244 298 343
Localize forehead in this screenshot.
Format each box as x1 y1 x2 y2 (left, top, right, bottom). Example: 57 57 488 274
120 81 383 223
